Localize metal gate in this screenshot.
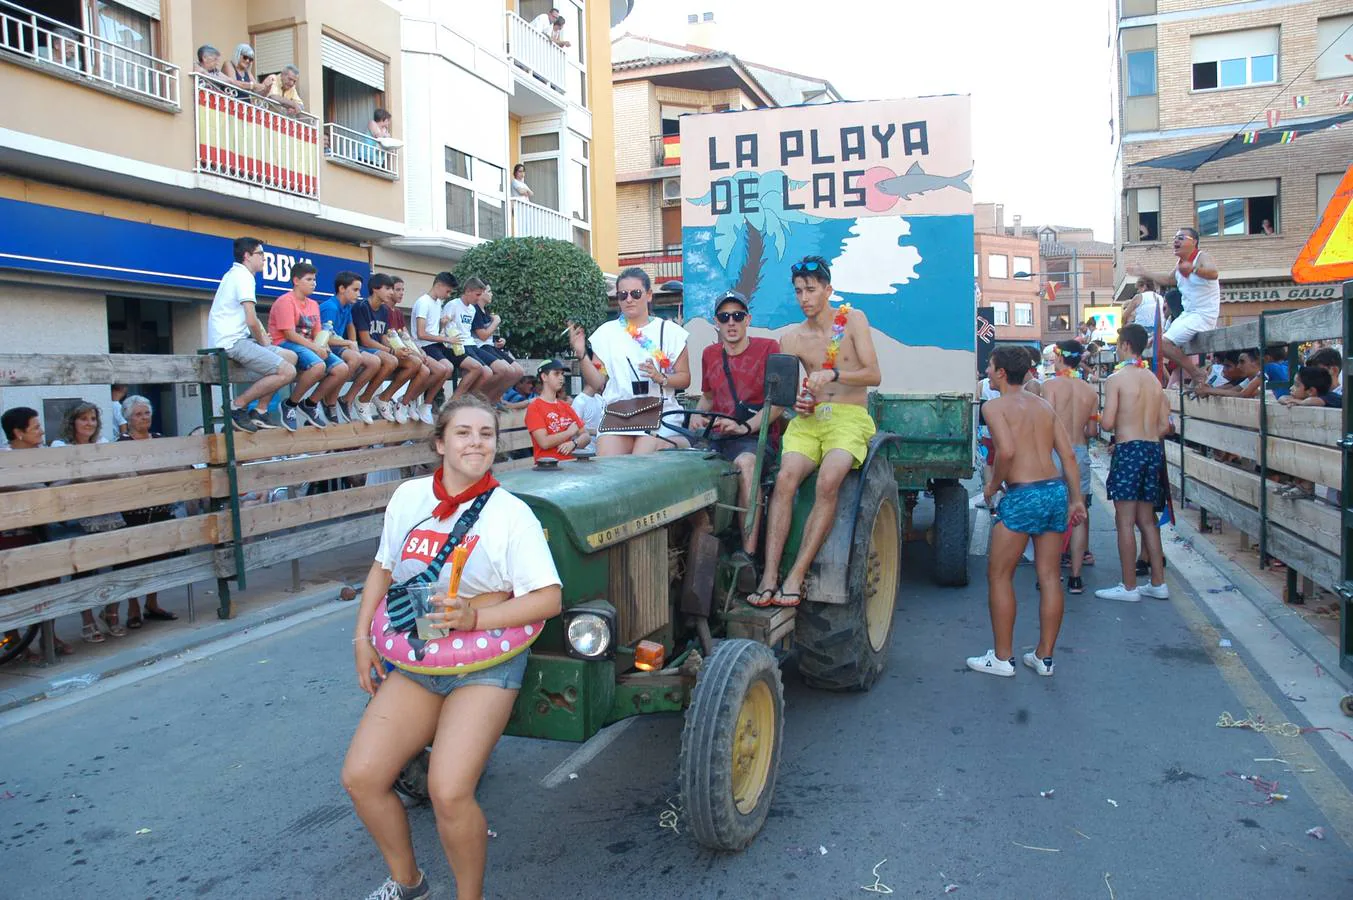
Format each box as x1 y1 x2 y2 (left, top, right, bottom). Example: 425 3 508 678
1340 281 1353 676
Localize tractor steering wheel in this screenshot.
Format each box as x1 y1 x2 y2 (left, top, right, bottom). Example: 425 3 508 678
660 409 750 445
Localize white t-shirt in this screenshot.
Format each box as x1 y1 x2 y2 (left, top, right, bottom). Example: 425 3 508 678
589 317 689 412
530 12 551 32
411 293 444 348
1133 291 1163 328
572 391 604 433
444 299 481 347
375 477 561 601
207 263 258 349
1177 262 1220 322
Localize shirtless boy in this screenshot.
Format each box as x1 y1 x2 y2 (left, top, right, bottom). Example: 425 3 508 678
1042 340 1099 594
1095 324 1171 603
749 256 881 608
969 346 1086 678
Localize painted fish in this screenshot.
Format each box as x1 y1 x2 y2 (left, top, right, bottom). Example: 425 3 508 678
876 163 973 200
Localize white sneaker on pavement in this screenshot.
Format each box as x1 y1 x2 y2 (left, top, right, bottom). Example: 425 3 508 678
1023 652 1054 677
1095 583 1141 602
1137 581 1170 600
966 649 1015 677
375 399 397 422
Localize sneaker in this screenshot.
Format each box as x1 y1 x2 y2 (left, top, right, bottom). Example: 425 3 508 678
1138 581 1170 600
418 402 435 425
1095 583 1140 602
1022 651 1054 677
966 649 1016 677
230 407 258 433
249 409 278 430
355 400 375 425
363 871 431 900
303 401 328 428
375 399 398 422
394 402 410 424
278 404 299 432
327 403 350 426
1066 575 1084 595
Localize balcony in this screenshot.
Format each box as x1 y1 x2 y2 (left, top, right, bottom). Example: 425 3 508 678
510 197 571 240
505 10 565 97
618 249 683 283
0 0 178 109
650 134 680 167
193 74 320 201
324 122 399 180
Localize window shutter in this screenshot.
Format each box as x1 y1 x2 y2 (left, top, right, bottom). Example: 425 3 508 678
1190 27 1278 63
1135 188 1160 213
252 28 295 78
1196 179 1277 202
111 0 161 20
321 36 385 91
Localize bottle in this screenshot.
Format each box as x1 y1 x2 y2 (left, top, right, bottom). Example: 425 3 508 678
797 378 817 416
387 330 406 351
315 320 333 349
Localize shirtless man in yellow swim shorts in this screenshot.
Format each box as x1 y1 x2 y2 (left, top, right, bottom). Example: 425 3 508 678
748 256 881 608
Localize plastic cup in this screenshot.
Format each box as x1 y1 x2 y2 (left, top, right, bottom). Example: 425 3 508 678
407 584 448 640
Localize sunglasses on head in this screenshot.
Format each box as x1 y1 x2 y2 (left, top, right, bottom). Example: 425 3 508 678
791 260 827 275
715 310 747 323
619 288 645 300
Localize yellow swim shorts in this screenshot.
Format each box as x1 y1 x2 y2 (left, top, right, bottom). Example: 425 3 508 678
781 403 876 467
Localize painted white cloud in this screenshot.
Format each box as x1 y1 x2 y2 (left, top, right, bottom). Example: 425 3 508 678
830 217 923 296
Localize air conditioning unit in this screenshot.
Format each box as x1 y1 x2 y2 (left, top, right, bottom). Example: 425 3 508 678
661 177 682 205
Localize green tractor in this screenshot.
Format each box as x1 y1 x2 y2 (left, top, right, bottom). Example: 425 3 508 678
396 355 973 851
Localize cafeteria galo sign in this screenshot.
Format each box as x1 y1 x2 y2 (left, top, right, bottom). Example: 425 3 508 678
1220 283 1342 303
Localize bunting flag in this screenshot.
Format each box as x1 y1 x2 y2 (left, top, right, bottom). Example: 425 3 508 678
1044 281 1058 301
1265 108 1281 128
1241 131 1258 143
1341 91 1352 108
1279 131 1297 144
1291 95 1308 109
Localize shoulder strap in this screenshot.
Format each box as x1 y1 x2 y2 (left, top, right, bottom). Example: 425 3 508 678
720 348 741 407
383 488 496 634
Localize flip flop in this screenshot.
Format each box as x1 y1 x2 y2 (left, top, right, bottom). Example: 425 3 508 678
143 608 178 621
771 590 802 608
746 587 778 609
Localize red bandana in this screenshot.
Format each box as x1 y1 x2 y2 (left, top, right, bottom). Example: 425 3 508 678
432 468 499 521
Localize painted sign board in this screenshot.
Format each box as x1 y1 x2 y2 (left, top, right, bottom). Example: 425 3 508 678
679 96 976 394
1083 305 1121 344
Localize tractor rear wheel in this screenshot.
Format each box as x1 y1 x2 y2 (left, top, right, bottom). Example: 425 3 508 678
679 639 784 851
931 480 971 586
796 457 901 691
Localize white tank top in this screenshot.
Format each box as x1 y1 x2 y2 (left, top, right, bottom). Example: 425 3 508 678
1133 291 1163 327
1176 263 1220 321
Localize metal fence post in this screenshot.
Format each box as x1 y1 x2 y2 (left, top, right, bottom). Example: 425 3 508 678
1339 281 1353 675
1258 313 1269 569
198 349 246 621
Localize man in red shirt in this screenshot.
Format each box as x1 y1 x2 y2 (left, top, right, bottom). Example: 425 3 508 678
695 291 782 555
268 262 350 428
526 359 592 462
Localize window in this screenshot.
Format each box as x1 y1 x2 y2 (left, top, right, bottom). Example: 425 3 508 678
1196 180 1278 236
445 183 474 234
445 147 471 179
992 303 1009 326
573 226 591 254
1127 187 1160 242
1048 305 1071 332
987 254 1008 279
1191 27 1278 91
1126 49 1156 96
1317 16 1353 79
1014 303 1034 327
572 159 589 221
1014 257 1033 279
477 198 505 240
687 13 698 23
321 35 385 132
703 11 714 21
1317 172 1343 215
973 253 979 277
444 145 507 238
93 0 161 92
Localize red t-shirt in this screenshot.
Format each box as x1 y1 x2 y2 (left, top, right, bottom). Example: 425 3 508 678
267 290 321 346
701 337 780 417
525 397 585 461
387 304 408 332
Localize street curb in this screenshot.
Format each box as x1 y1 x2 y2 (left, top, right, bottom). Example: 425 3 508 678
0 582 356 714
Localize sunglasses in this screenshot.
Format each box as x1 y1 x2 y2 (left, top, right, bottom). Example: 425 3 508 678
619 288 645 300
791 260 827 275
715 310 747 323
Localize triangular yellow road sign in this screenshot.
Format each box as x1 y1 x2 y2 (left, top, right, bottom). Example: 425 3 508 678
1293 164 1353 283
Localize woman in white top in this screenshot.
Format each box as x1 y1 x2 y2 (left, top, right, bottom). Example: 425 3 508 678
568 267 692 455
510 164 532 199
1123 277 1163 331
343 396 561 900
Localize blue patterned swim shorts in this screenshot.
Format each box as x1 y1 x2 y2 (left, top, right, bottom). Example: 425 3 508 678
994 477 1068 536
1106 440 1164 504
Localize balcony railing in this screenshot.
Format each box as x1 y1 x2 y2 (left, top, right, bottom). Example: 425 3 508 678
650 134 680 167
505 10 565 94
510 197 571 240
0 0 178 107
193 74 320 200
618 249 683 283
324 122 398 180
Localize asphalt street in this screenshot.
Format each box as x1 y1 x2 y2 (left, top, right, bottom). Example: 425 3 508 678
3 496 1352 900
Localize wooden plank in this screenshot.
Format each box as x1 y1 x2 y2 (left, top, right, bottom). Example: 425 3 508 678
233 443 438 496
234 513 384 572
238 479 414 537
498 429 535 454
0 437 210 489
1181 299 1343 354
1164 443 1341 550
0 353 246 387
225 421 434 463
1167 394 1340 447
1178 419 1342 485
0 469 224 532
0 513 225 590
0 550 218 632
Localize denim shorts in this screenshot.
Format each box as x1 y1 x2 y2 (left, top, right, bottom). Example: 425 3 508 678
280 341 343 371
392 650 529 696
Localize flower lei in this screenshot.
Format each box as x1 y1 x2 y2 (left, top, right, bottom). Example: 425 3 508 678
822 304 852 369
1115 358 1148 371
1053 368 1083 379
625 320 671 372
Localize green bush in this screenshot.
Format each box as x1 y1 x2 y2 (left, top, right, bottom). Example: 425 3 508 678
455 237 609 360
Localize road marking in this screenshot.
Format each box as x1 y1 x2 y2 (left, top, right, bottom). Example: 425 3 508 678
541 717 637 788
970 508 991 557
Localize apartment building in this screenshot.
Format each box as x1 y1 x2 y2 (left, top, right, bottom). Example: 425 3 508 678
610 31 840 284
1112 0 1353 325
0 0 627 435
1025 226 1117 344
974 204 1042 347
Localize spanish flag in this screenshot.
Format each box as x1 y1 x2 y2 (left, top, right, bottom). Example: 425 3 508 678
662 134 681 165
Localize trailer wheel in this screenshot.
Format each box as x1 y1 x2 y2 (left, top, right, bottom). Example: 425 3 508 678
796 457 900 692
679 639 784 851
931 480 970 587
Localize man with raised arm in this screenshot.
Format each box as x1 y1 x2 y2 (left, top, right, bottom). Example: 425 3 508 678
747 257 880 608
1126 226 1220 385
1095 324 1172 604
1041 340 1099 594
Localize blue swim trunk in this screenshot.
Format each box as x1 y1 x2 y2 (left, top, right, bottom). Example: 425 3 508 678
280 341 343 371
1107 440 1163 504
994 477 1068 535
390 650 529 696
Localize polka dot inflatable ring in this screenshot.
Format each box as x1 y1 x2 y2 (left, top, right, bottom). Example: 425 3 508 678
371 595 543 675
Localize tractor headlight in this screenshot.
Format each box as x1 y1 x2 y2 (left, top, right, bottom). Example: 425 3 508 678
563 602 616 660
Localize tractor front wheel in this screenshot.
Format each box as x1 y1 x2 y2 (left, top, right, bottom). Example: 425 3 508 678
678 639 785 851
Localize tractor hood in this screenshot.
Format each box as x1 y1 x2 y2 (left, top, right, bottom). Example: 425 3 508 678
499 451 734 554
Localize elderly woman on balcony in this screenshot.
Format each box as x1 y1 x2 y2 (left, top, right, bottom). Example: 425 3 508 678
222 43 276 95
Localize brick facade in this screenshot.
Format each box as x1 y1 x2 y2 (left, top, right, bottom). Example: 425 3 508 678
975 233 1042 344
